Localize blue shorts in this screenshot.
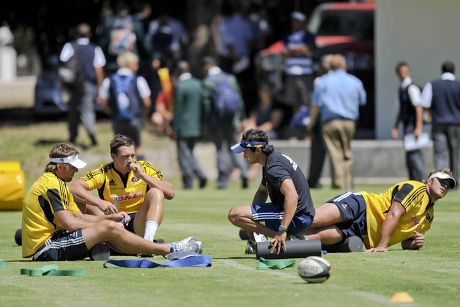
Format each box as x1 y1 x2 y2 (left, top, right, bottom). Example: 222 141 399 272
328 192 367 241
33 230 88 261
125 213 137 233
251 202 313 234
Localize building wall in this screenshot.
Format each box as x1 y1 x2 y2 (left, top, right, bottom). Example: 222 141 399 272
375 0 460 139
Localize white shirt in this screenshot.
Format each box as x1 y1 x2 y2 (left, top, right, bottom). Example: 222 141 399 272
59 38 106 68
421 72 456 108
400 76 422 107
207 66 222 77
99 68 151 100
178 72 192 82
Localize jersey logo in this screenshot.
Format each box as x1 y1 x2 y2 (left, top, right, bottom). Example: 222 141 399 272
112 192 143 202
109 179 116 185
132 177 140 182
410 216 420 228
281 154 298 170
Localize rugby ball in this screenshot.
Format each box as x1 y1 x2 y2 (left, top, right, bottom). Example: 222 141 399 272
298 256 332 283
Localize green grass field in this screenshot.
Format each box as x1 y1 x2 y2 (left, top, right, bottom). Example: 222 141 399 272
1 120 459 306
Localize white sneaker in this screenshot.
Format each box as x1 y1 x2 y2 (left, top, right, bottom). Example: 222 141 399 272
253 233 267 243
170 237 203 254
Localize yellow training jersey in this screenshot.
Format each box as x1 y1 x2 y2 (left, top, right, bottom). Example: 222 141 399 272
361 180 434 249
81 161 164 214
22 172 80 258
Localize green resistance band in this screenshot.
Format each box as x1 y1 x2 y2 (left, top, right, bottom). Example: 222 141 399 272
257 257 297 270
0 260 8 268
20 264 85 277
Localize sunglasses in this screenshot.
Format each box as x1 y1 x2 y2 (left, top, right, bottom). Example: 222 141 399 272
437 178 451 188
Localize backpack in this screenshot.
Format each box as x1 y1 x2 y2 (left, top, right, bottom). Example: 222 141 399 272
209 74 240 117
109 74 140 120
108 15 137 56
58 43 84 89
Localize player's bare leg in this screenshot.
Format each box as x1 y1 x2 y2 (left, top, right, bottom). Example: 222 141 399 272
133 188 164 240
82 220 170 255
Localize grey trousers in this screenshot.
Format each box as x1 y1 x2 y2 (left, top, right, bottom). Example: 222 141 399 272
403 125 427 181
177 137 206 188
432 124 460 183
213 125 248 188
68 81 97 140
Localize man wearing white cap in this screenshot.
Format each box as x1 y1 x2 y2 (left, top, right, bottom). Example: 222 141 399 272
304 169 455 252
281 11 316 115
22 143 202 261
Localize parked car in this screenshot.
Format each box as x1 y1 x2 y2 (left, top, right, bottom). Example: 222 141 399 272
307 1 375 136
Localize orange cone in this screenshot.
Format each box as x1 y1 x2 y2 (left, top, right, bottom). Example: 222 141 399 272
390 292 414 303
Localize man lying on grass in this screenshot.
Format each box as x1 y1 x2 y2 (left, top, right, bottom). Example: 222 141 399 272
22 143 202 261
304 169 455 252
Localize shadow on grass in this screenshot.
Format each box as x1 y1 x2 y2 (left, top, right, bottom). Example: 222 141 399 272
213 256 257 260
34 139 89 150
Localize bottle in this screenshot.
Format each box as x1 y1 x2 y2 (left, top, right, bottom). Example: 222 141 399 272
114 196 119 211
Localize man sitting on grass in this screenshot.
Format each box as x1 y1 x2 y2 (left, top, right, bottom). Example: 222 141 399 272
70 134 173 243
22 143 202 261
304 169 455 252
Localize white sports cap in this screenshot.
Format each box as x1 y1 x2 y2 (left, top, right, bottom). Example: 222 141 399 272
429 172 456 189
50 154 87 169
291 11 306 21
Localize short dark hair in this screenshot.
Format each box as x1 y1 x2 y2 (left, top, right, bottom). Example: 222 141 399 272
110 134 135 155
242 128 274 155
441 61 455 74
395 61 409 74
202 56 217 67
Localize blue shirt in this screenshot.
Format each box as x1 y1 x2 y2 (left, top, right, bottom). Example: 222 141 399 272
219 14 254 57
312 70 366 121
283 30 316 75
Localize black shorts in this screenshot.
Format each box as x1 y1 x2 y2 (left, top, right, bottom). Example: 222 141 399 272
328 192 367 242
33 230 89 261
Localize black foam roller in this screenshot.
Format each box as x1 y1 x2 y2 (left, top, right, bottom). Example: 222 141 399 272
256 239 322 259
322 236 363 253
15 228 22 246
239 228 249 240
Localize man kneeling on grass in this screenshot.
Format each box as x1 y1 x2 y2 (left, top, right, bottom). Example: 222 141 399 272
22 143 202 261
304 169 455 252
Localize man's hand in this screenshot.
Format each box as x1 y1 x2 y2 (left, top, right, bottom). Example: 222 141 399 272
365 246 388 253
402 231 424 250
413 126 422 139
109 211 131 226
129 162 145 178
391 127 399 139
270 231 288 254
99 200 118 215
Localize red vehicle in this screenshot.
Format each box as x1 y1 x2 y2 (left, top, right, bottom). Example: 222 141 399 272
307 2 375 135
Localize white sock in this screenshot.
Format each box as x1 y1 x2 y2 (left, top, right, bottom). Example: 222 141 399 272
144 221 159 242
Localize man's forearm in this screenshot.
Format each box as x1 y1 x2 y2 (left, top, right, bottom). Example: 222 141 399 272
252 189 268 205
280 194 297 228
141 175 175 199
376 213 400 248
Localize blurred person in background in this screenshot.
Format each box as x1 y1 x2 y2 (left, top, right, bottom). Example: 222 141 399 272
281 11 316 121
201 56 248 189
171 61 207 189
308 54 366 190
421 61 460 189
392 62 427 181
99 52 151 160
307 54 334 189
60 23 105 147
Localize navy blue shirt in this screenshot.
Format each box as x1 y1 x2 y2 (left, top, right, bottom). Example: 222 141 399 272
261 152 315 216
